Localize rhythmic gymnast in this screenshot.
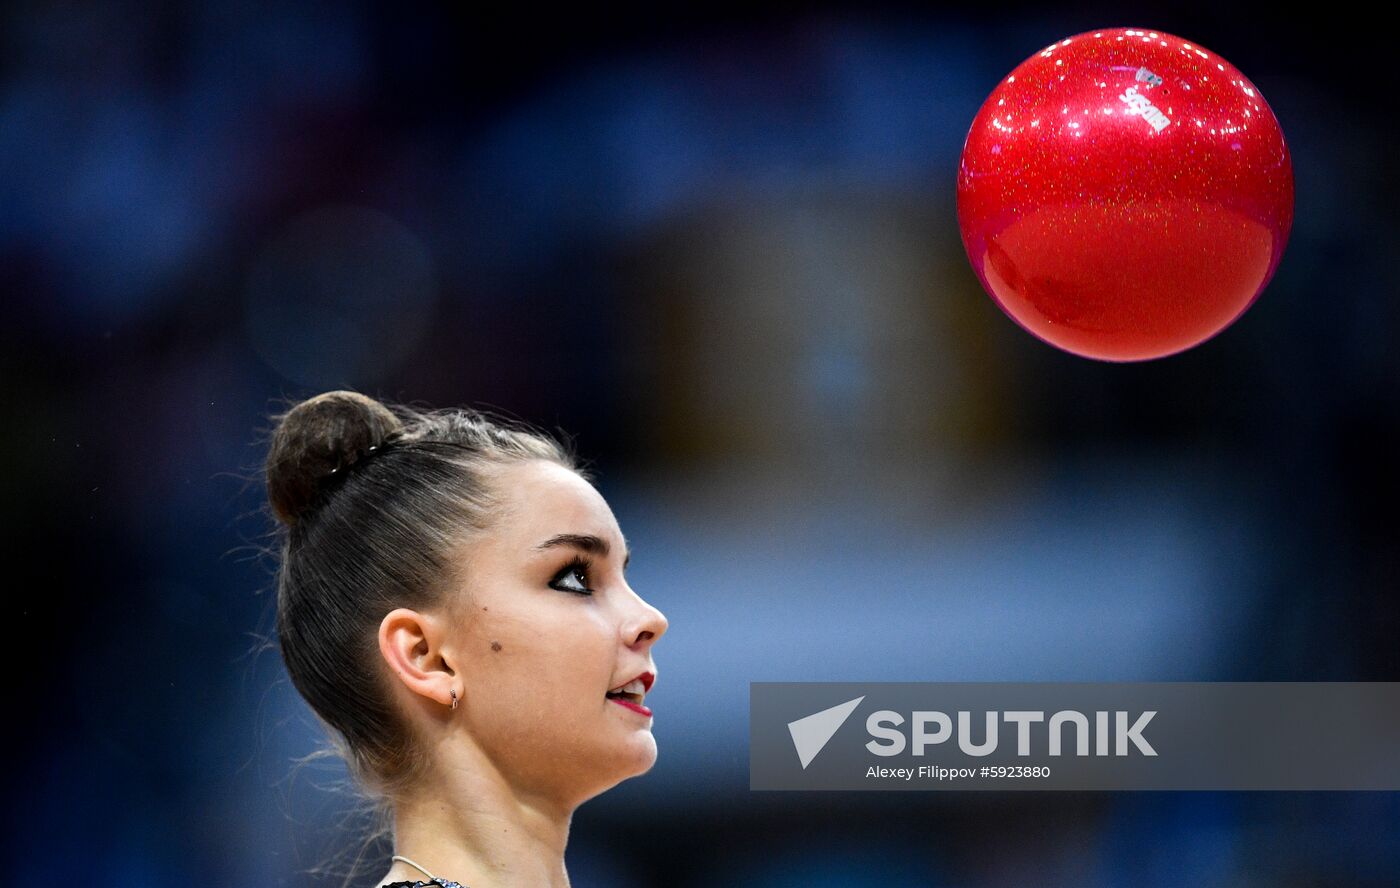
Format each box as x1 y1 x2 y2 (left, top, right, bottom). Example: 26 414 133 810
264 391 668 888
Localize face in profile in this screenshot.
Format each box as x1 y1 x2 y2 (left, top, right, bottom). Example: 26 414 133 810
385 458 669 806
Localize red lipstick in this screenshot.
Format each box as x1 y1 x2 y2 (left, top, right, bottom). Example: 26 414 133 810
610 697 653 718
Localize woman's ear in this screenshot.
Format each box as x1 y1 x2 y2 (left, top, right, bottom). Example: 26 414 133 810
378 607 457 709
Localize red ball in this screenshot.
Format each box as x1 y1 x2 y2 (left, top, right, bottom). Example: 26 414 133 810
957 28 1294 361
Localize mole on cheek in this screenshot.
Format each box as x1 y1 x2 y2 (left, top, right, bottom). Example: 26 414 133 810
491 641 502 652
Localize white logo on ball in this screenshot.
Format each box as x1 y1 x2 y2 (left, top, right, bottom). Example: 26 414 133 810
1120 85 1171 132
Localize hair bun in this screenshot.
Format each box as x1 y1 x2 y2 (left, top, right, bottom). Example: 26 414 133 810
266 390 404 526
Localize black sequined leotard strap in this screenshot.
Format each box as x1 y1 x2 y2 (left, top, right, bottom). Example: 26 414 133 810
381 878 468 888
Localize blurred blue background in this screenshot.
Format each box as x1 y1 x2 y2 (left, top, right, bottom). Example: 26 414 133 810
5 2 1397 886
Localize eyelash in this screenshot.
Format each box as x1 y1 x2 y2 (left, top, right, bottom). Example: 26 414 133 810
550 555 595 596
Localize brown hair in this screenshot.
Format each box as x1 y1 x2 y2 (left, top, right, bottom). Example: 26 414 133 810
264 390 585 879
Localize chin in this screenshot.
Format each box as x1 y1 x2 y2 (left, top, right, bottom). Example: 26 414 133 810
573 744 658 806
605 731 658 782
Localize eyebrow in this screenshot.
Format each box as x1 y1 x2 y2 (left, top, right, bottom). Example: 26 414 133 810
534 533 631 569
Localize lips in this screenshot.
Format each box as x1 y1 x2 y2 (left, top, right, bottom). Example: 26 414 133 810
607 670 655 695
609 696 652 718
606 670 655 716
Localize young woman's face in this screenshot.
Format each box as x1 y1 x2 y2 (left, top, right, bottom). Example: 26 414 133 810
443 458 668 803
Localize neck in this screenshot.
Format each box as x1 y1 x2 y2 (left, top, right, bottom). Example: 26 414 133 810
375 737 574 888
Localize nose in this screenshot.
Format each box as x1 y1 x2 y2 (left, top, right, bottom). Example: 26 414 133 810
623 588 669 648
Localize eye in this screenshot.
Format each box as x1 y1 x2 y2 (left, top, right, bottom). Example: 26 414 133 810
550 556 594 596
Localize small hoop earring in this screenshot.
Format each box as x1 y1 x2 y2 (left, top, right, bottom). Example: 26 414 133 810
450 689 458 710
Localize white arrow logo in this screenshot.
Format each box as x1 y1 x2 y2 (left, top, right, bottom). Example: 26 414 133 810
787 696 865 768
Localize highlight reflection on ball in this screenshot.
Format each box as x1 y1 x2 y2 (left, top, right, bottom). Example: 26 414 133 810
957 28 1294 362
